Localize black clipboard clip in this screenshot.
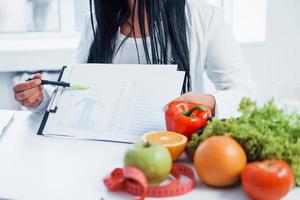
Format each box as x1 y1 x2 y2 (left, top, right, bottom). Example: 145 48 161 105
37 66 67 135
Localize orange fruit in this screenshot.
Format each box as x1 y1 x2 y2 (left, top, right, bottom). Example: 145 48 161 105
142 131 187 161
194 136 247 187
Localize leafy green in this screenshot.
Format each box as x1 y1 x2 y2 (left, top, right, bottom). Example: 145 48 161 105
188 98 300 186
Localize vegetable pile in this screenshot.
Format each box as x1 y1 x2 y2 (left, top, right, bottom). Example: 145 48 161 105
187 98 300 186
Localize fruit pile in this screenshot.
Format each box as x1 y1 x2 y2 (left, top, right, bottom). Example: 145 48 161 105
104 99 296 200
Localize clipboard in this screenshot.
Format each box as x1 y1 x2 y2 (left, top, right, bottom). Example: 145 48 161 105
36 64 184 143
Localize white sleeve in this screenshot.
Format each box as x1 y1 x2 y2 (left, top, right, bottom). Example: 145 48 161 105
205 8 259 119
76 14 94 63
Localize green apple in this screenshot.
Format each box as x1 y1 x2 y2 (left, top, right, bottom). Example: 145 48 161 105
124 142 172 185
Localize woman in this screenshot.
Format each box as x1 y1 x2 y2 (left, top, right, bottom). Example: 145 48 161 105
13 0 258 119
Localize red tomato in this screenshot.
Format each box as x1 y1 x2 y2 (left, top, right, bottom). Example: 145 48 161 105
241 160 294 200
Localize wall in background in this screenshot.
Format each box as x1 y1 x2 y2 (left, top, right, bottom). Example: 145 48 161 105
0 0 299 109
241 0 300 103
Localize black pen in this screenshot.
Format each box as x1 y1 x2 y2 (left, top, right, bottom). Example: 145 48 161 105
26 78 89 90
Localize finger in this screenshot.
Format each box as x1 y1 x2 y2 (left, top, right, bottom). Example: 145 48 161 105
15 87 40 101
171 96 186 102
163 97 182 111
13 79 41 93
31 91 44 108
23 90 43 108
20 100 26 107
23 89 40 107
163 94 191 110
33 73 42 79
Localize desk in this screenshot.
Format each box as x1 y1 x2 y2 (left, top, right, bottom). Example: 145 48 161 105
0 110 298 200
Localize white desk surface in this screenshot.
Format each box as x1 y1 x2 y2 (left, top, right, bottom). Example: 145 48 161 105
0 109 298 200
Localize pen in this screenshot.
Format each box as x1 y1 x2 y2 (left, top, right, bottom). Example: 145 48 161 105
26 78 89 90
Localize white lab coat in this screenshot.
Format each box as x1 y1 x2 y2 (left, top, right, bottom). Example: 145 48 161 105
36 0 258 119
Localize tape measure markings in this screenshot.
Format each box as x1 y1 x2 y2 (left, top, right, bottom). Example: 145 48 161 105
103 163 195 199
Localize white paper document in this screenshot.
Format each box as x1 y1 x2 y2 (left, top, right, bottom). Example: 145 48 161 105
42 64 184 143
0 110 14 137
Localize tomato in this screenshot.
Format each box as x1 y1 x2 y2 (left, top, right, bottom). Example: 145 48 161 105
194 136 247 187
241 160 294 200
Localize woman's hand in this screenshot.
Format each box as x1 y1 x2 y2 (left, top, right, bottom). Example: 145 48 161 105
13 73 44 108
174 92 216 116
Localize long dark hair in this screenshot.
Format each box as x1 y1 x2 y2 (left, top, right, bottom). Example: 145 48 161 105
87 0 191 93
